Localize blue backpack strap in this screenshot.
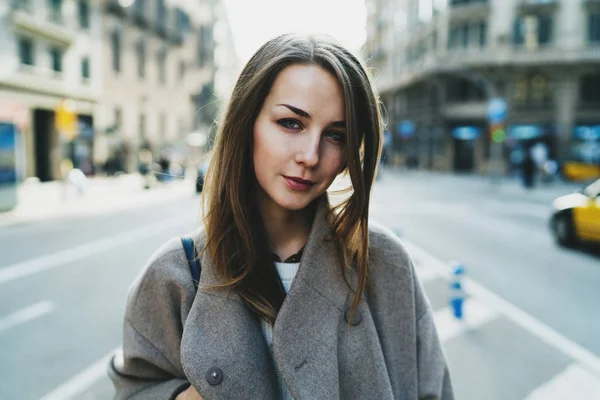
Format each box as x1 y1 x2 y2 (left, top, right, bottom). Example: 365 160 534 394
180 235 201 290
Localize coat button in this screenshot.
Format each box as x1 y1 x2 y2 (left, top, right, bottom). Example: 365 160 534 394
345 309 362 326
206 367 223 386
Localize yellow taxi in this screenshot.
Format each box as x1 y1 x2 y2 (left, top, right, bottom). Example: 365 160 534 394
550 179 600 246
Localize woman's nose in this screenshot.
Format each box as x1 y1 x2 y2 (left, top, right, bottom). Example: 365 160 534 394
295 132 320 167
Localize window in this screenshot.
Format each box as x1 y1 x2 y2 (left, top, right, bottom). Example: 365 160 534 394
448 22 486 49
589 13 600 43
12 0 33 12
580 73 600 105
477 21 487 47
513 74 552 107
538 14 552 44
50 47 62 72
450 0 488 4
81 56 90 80
513 14 553 47
157 49 167 84
175 8 190 33
197 25 213 67
139 113 146 137
78 0 89 29
18 37 34 66
47 0 62 23
113 106 122 133
136 40 146 79
111 30 121 73
179 59 186 82
156 0 166 31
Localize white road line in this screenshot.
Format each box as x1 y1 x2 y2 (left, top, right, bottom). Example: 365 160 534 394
414 263 440 283
0 216 187 285
40 349 117 400
433 298 499 343
0 301 55 334
524 364 600 400
403 239 600 378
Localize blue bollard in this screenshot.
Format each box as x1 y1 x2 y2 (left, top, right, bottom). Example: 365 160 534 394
449 261 466 320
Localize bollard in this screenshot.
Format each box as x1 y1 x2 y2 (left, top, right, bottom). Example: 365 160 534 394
449 261 466 320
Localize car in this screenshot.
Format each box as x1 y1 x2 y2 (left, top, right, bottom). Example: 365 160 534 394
550 179 600 246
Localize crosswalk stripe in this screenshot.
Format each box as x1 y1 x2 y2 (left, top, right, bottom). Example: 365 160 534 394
0 301 55 334
414 263 440 283
433 298 499 343
524 364 600 400
40 349 117 400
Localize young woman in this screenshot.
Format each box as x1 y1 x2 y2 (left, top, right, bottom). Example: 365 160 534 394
109 33 454 400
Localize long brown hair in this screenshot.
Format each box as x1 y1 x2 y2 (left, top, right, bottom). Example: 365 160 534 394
202 33 382 324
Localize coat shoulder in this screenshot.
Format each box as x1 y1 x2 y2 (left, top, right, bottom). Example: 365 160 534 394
368 220 414 275
127 227 206 311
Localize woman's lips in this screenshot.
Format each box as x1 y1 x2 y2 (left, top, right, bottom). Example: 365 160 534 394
283 176 315 191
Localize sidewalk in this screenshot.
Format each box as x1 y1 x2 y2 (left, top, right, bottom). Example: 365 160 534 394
0 173 196 228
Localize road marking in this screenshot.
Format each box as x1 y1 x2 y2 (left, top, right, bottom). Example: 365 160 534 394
414 263 440 283
0 216 187 285
433 298 499 343
403 239 600 378
524 364 600 400
40 349 117 400
0 301 55 334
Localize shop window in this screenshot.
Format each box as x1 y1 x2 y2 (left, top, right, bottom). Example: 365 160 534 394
580 73 600 106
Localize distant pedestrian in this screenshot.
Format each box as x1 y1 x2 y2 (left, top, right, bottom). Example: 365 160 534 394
109 33 453 400
522 149 536 189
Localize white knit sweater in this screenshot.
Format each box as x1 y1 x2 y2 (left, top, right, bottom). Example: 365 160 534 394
261 261 299 400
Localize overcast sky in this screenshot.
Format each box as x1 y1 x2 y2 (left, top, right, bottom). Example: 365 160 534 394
223 0 367 63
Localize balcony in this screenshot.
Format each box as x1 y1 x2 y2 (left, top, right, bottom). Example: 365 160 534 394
9 5 76 45
518 0 559 12
105 0 129 18
132 10 152 30
169 30 184 46
449 0 490 21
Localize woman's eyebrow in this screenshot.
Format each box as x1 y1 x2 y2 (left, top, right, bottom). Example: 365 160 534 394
276 104 345 127
277 104 310 118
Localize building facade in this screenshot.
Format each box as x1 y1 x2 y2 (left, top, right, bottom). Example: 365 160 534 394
96 0 217 174
365 0 600 173
0 0 102 181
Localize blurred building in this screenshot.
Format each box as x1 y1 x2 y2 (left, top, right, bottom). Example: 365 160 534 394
0 0 103 181
365 0 600 173
96 0 218 174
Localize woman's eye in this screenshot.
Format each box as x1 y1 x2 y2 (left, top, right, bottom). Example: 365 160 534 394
326 131 346 144
278 119 301 130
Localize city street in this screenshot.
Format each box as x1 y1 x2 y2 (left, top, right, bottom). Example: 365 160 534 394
0 170 599 399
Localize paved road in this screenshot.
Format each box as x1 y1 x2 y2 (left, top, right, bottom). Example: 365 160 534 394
0 170 598 399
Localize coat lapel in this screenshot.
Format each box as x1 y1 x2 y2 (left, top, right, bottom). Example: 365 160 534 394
273 196 394 399
180 243 280 399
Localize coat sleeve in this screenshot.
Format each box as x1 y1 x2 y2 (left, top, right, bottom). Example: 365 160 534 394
413 265 455 400
108 238 197 400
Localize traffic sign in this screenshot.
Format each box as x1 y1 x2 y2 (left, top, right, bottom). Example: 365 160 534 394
487 98 507 123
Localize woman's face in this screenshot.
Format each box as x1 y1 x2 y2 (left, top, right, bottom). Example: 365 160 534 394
253 64 347 214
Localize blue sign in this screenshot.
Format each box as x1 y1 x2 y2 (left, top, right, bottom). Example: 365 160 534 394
487 98 507 123
0 123 17 184
508 125 543 140
452 126 481 140
574 125 600 141
397 120 415 138
0 122 18 212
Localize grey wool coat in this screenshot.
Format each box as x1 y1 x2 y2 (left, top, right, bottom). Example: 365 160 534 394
108 198 454 400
